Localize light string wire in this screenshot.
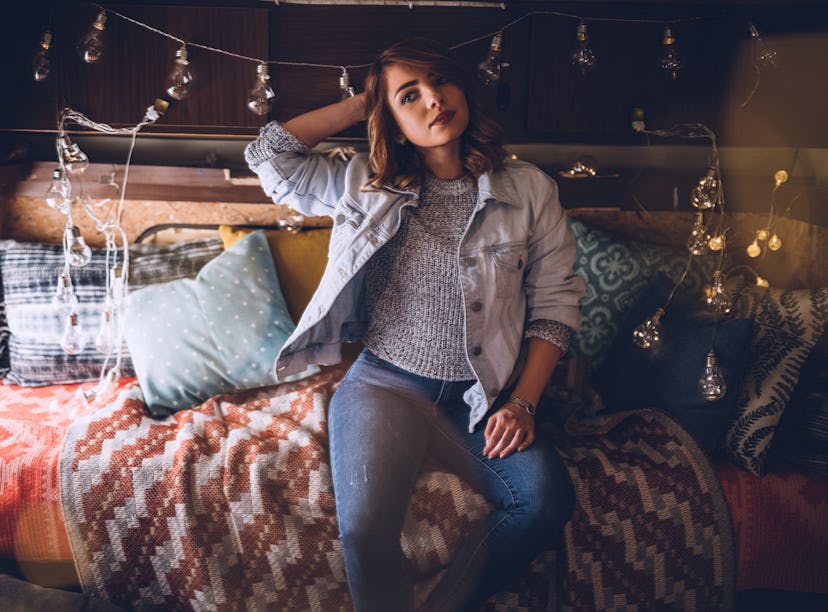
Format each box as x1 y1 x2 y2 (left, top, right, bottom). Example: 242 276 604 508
90 3 743 74
57 104 160 401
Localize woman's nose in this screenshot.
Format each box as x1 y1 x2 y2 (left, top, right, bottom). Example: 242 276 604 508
425 87 444 108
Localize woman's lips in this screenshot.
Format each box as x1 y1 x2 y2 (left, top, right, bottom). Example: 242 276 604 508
430 110 455 127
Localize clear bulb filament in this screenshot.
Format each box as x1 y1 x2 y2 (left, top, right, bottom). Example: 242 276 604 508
64 225 93 267
77 10 106 63
247 63 276 115
633 308 664 349
52 272 79 316
61 313 85 355
166 46 194 101
45 168 72 213
33 31 52 81
478 33 504 86
571 22 597 75
699 351 727 401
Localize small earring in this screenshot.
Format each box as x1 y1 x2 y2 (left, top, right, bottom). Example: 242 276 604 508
396 135 407 145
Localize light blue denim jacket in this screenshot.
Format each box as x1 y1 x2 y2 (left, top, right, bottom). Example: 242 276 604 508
247 129 585 431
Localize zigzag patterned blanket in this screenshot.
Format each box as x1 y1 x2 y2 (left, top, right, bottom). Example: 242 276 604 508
60 370 734 611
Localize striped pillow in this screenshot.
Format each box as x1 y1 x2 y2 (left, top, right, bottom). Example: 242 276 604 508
0 237 223 386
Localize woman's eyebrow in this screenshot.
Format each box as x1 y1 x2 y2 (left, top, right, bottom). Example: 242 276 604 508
395 79 418 96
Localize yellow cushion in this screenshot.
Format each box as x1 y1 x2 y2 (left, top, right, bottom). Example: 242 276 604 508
219 226 330 323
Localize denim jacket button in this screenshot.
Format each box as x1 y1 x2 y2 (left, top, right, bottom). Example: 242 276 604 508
335 213 346 225
471 345 482 356
471 301 483 312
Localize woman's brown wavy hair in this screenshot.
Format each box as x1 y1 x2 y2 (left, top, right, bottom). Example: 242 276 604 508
363 37 506 190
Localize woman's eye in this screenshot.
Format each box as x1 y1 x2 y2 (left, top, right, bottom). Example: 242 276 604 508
401 91 417 104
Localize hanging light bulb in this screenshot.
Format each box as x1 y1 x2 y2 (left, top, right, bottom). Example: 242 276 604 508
339 67 356 100
698 351 727 401
756 228 769 241
755 275 770 288
57 135 90 175
691 168 719 210
108 264 127 308
747 21 779 71
660 24 683 79
768 233 782 251
746 239 761 258
33 30 52 81
633 307 664 350
247 63 276 115
45 168 72 213
773 169 789 190
706 270 733 314
478 32 504 86
77 10 107 63
51 272 79 316
571 21 597 75
687 212 711 256
64 225 92 267
709 234 725 251
60 313 85 355
166 45 193 101
278 210 305 235
94 309 117 355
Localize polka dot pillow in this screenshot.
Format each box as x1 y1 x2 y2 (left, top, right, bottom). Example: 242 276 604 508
124 230 316 417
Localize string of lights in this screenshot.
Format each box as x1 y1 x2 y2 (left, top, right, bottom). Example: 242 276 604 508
33 3 787 403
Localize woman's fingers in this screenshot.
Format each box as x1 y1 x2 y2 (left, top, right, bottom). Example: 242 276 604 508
483 406 535 459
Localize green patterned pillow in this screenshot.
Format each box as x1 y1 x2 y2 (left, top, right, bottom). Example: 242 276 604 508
725 279 828 476
567 218 717 368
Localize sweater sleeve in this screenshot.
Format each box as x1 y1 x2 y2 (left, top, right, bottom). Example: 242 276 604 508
525 319 572 354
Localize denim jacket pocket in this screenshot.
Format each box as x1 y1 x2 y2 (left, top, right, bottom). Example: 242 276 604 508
492 243 528 298
329 196 367 256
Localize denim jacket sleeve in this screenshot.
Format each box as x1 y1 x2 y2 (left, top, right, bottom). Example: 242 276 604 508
520 166 585 333
244 121 349 218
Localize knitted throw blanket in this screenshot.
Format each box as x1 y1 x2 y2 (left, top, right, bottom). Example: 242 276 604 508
60 371 734 611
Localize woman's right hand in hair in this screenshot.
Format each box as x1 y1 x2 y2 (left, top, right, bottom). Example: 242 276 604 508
284 93 367 149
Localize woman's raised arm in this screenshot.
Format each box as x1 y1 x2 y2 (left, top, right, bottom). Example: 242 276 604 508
285 93 366 149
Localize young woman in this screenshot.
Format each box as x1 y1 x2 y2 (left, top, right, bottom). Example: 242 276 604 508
246 37 584 612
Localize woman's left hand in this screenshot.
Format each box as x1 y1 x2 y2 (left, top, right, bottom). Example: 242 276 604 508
483 403 535 460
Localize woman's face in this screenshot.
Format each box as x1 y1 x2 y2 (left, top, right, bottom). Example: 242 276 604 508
383 62 469 155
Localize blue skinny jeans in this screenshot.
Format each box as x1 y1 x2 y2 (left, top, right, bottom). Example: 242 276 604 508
328 350 574 612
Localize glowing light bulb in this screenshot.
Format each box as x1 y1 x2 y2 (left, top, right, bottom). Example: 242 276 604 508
631 107 646 132
247 63 276 115
64 225 92 267
699 351 727 401
58 136 89 175
747 21 779 71
687 212 711 256
756 228 769 241
166 45 193 101
633 308 664 350
755 275 770 288
660 25 683 79
774 169 789 189
33 30 52 81
571 21 597 75
60 313 85 355
478 32 504 86
768 233 782 251
709 234 725 251
706 271 733 314
747 240 761 258
45 168 71 213
691 168 719 210
51 272 79 316
77 10 107 63
94 309 116 355
278 210 305 235
338 67 356 101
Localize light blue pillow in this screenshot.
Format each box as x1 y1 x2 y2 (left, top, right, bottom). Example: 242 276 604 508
124 231 311 417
